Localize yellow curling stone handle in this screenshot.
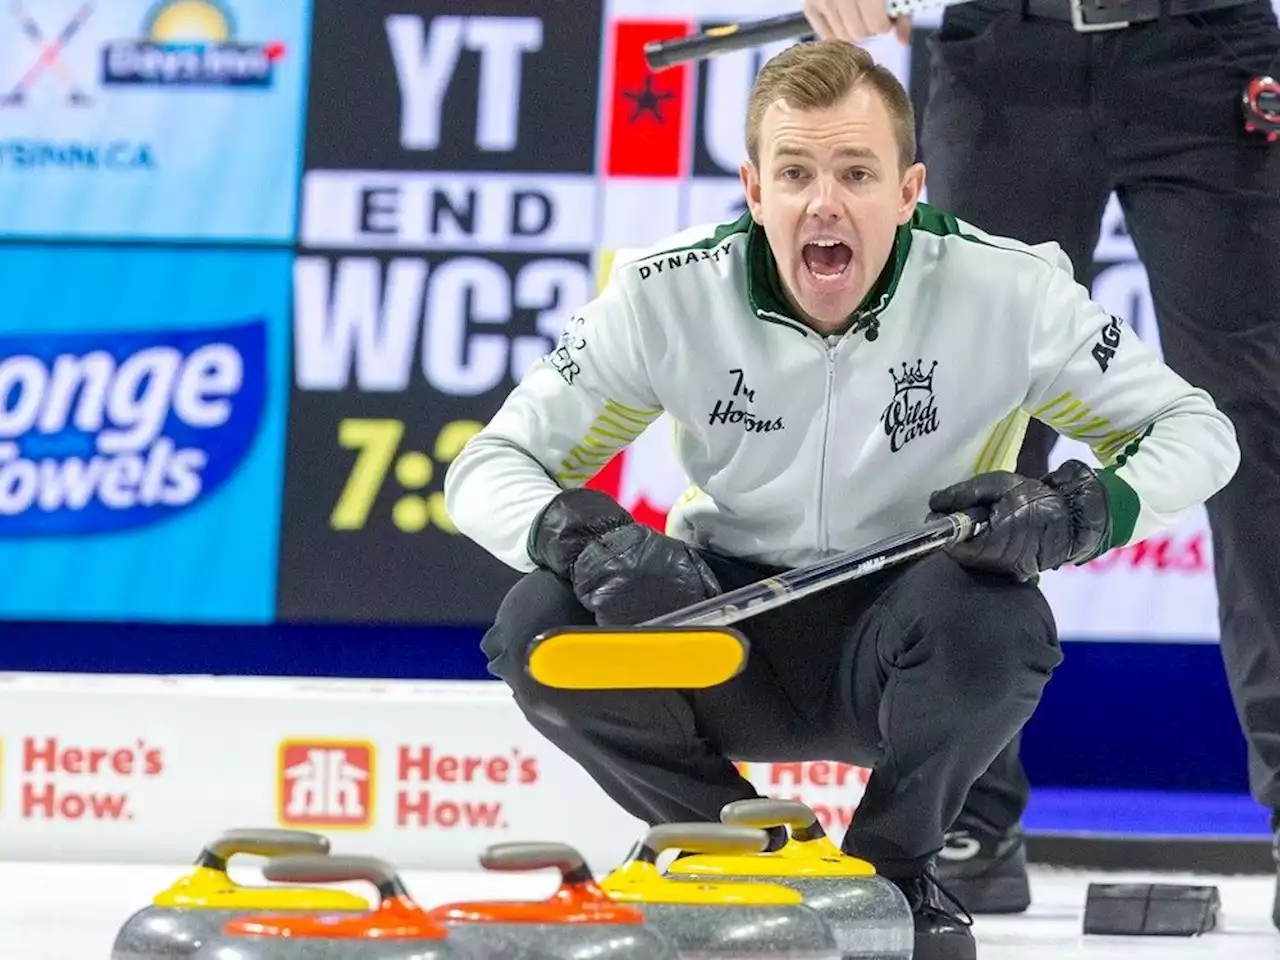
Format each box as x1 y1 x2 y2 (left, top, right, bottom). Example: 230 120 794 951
153 828 369 911
667 799 876 878
602 823 805 905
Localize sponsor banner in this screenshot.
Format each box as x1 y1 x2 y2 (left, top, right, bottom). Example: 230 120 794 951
3 729 169 837
0 673 647 869
0 0 312 243
278 0 604 622
0 672 871 866
0 246 290 623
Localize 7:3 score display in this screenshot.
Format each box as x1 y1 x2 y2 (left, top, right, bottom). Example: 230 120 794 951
329 417 481 533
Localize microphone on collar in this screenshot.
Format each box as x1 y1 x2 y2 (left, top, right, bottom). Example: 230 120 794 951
851 313 880 341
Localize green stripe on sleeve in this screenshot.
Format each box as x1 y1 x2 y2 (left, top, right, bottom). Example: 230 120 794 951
1082 423 1153 558
1094 467 1141 553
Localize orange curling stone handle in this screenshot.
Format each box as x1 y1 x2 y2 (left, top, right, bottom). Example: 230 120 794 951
479 842 591 878
227 854 450 941
263 853 411 901
431 841 648 926
720 799 829 842
198 828 331 870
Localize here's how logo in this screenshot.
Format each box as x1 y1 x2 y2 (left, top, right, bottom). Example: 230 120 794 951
0 319 265 535
16 735 166 823
278 738 376 830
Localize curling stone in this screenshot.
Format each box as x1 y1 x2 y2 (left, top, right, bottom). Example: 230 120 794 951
113 828 369 960
434 842 681 960
601 823 843 959
193 854 473 960
666 800 913 960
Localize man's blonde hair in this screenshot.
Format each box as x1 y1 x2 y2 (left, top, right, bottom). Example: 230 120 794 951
746 41 917 171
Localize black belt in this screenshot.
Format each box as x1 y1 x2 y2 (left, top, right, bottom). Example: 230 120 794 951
1014 0 1254 30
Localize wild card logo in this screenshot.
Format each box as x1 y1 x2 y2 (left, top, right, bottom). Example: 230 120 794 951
881 359 939 453
548 315 586 386
708 368 784 433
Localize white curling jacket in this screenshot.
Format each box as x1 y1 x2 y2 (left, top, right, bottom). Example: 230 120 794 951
444 205 1240 573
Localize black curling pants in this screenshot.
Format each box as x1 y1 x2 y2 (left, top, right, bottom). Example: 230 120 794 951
482 549 1061 878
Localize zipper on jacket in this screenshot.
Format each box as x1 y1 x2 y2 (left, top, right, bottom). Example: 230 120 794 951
815 339 838 555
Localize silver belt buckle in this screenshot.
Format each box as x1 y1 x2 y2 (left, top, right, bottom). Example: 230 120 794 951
1069 0 1130 30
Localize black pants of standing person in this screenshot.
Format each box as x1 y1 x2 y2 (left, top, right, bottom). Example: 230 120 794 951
920 0 1280 856
481 547 1062 879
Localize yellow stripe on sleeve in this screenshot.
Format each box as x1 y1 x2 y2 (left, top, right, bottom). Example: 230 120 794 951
555 398 663 486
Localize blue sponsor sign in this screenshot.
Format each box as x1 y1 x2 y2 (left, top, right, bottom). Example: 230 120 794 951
0 0 311 242
0 246 290 622
0 321 266 535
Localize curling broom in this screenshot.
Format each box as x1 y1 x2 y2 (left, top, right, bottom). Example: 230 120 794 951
643 0 972 71
526 510 986 690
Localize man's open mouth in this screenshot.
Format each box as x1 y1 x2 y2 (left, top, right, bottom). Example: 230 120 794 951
802 239 853 279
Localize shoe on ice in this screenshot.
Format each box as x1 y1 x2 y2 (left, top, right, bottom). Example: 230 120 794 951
890 870 975 960
933 820 1031 915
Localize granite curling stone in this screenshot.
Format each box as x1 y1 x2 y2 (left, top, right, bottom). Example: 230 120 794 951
666 799 913 960
601 822 843 959
433 840 681 960
112 828 368 960
192 854 475 960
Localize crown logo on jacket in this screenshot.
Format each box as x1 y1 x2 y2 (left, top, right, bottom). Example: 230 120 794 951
889 359 936 394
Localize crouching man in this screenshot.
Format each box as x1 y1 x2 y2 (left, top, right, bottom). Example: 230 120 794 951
444 40 1238 960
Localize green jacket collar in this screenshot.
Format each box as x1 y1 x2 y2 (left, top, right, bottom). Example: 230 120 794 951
744 215 913 336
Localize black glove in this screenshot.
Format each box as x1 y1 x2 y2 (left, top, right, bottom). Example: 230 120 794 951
529 488 721 625
927 459 1112 582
